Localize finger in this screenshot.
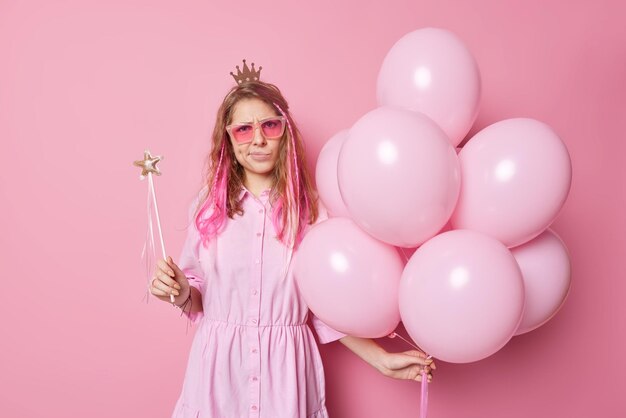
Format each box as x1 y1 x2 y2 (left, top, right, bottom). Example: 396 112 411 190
416 372 433 383
400 354 432 366
157 259 176 278
154 273 180 296
149 277 171 297
418 356 434 366
166 256 183 274
153 279 179 297
411 365 423 380
150 287 169 297
157 268 181 291
406 350 427 358
407 365 427 381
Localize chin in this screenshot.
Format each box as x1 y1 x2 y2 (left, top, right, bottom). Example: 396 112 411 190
246 157 277 168
245 162 276 175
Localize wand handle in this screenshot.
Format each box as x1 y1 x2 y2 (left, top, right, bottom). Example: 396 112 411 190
148 172 173 303
147 172 167 258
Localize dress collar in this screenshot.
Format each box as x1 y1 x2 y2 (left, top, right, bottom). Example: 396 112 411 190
238 186 271 200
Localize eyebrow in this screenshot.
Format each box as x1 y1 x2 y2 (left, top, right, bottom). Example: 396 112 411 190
231 115 279 124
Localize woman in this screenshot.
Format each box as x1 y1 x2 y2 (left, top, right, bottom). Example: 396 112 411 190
149 60 435 417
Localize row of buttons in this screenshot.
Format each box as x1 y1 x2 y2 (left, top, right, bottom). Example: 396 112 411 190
251 200 265 414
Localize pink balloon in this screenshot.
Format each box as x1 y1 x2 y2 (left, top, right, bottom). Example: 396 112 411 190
450 118 572 248
399 229 525 363
511 229 572 336
315 130 351 217
377 27 481 146
294 217 403 337
338 106 460 247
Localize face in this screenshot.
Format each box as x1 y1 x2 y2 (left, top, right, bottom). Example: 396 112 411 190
227 98 283 183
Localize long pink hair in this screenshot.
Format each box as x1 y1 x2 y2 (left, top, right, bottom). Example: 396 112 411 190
193 80 319 251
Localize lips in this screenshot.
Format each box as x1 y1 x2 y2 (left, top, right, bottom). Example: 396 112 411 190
250 152 271 161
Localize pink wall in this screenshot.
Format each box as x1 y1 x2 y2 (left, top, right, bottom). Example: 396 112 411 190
1 0 624 417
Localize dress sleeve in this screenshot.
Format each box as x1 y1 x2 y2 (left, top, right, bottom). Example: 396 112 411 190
177 197 206 324
310 312 347 344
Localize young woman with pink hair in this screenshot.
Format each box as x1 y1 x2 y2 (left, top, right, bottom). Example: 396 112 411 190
149 61 435 417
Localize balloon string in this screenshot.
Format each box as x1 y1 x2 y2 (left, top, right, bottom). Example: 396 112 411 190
388 331 431 418
398 247 410 263
420 369 429 418
388 331 424 352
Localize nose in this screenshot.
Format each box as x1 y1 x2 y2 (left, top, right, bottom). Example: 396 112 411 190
251 121 267 145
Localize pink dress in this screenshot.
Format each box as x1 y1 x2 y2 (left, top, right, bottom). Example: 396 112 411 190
172 187 347 418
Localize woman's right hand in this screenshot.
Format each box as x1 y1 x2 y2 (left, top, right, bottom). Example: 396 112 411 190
149 256 191 306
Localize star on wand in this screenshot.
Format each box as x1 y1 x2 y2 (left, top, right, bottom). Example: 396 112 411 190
133 150 175 303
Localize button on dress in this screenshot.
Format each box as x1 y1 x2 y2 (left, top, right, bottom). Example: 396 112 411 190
172 187 347 418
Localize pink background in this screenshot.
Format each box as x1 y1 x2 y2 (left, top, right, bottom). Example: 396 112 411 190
1 0 624 417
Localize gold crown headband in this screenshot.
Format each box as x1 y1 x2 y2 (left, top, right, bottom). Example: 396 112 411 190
230 59 262 84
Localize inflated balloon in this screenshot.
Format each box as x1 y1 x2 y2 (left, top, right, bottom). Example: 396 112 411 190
315 130 351 217
511 229 572 335
338 106 460 248
399 229 525 363
450 118 572 248
294 217 403 337
377 27 481 146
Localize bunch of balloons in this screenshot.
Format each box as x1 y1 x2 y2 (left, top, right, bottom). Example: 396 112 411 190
295 27 573 364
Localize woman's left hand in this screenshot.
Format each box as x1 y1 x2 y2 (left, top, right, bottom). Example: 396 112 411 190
377 349 436 382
